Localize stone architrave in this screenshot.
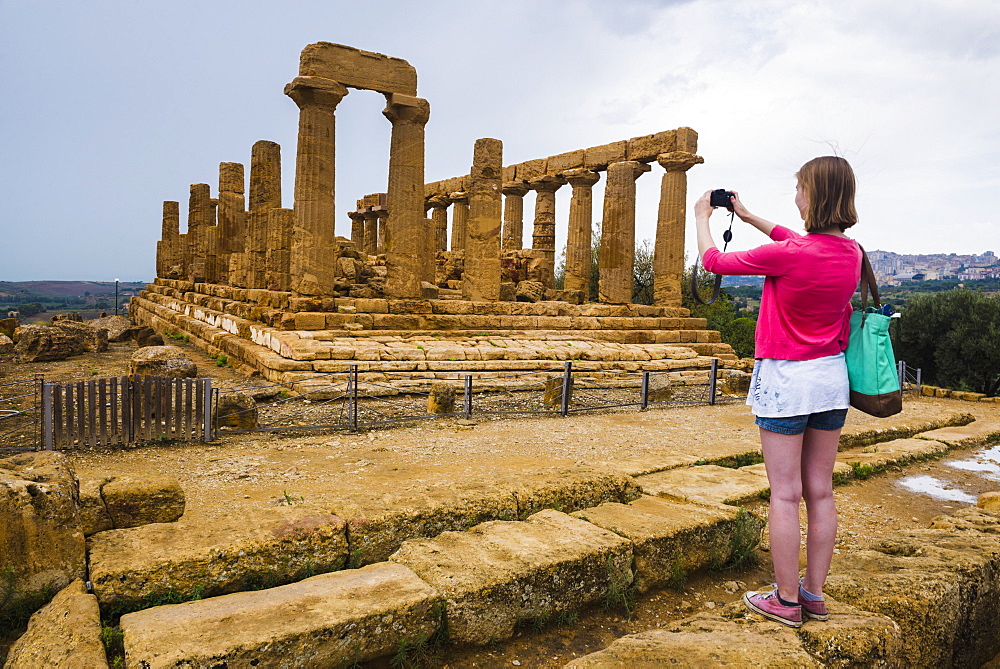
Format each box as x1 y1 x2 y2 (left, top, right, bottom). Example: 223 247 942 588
528 175 565 288
463 138 503 301
348 210 365 249
655 150 704 306
215 162 246 285
285 76 349 296
501 182 529 251
376 209 388 255
599 160 650 304
383 93 431 297
562 169 600 294
246 140 282 290
186 183 214 282
157 201 180 279
265 208 294 291
449 191 469 252
426 195 450 252
362 209 379 256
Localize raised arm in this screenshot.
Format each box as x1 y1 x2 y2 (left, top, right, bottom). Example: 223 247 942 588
729 191 778 237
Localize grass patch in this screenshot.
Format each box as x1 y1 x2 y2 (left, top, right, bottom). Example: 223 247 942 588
0 566 55 641
666 553 688 591
709 508 765 571
601 554 637 619
849 461 876 480
100 623 125 668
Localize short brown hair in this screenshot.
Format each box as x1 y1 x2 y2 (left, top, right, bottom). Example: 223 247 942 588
796 156 858 232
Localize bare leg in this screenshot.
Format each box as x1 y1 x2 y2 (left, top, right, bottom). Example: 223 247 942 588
800 426 842 596
759 427 804 602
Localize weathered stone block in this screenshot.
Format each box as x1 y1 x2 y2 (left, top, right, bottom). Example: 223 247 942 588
583 140 628 170
427 381 457 414
129 346 197 378
293 312 326 330
214 390 259 430
0 452 85 620
13 324 87 362
513 158 547 181
636 465 770 506
121 563 441 668
298 42 418 95
546 149 585 174
625 129 677 162
101 474 185 529
3 579 108 669
390 510 633 645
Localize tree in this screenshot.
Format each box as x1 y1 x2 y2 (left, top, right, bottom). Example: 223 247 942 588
894 289 1000 396
721 317 757 359
632 239 654 305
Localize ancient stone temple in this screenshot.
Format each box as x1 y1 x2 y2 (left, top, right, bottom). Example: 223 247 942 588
137 42 733 388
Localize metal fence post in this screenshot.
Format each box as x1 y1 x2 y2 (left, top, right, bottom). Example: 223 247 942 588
641 371 650 410
708 358 718 406
916 367 922 393
463 374 473 418
348 365 358 432
202 380 214 442
560 361 572 417
41 382 53 451
898 360 905 389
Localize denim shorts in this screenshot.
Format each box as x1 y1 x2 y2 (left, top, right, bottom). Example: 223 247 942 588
755 408 848 435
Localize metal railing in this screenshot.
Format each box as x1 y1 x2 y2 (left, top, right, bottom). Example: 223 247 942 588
0 375 43 451
898 360 922 394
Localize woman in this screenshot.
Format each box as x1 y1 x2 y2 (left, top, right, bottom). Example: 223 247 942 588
694 156 862 628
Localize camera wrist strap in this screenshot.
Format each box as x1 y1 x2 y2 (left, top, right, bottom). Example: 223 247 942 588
690 211 735 306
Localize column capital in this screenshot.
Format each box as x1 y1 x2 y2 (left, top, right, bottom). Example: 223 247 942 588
361 208 380 220
527 174 565 193
502 181 530 197
284 76 349 109
448 191 468 205
347 211 365 223
608 160 652 180
562 168 600 188
382 93 430 126
656 151 705 172
426 194 451 209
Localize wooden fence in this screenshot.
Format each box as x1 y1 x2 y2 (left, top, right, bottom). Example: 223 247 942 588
41 375 213 449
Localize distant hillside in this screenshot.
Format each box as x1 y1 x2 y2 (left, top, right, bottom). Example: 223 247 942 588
0 280 147 298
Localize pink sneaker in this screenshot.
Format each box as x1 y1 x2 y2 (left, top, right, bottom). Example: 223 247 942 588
798 581 829 621
743 587 803 628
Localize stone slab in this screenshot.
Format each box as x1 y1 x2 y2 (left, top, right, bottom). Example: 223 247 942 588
88 507 348 612
916 421 1000 449
121 562 441 668
571 495 759 592
390 509 633 645
836 438 949 474
636 464 770 506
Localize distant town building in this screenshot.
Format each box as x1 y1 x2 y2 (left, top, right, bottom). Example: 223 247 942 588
868 249 998 285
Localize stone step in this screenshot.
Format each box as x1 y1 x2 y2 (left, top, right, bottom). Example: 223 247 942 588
635 464 771 506
120 562 442 668
916 421 1000 449
835 437 950 476
388 509 633 645
570 495 763 593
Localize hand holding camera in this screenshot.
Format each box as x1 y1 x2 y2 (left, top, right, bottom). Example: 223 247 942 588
710 188 736 211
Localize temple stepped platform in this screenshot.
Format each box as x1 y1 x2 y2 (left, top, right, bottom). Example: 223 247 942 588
132 279 738 386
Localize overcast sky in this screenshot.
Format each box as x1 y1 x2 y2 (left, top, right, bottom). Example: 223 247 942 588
1 0 997 282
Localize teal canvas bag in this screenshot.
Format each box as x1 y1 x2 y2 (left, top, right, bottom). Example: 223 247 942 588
846 248 902 417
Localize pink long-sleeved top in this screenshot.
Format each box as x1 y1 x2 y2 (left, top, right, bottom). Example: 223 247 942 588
701 225 862 360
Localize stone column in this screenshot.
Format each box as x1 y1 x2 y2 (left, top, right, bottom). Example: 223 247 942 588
348 210 365 249
427 195 450 252
463 138 503 301
382 93 431 297
655 151 704 307
157 200 180 279
599 161 650 304
187 183 213 282
528 175 565 288
285 76 349 295
362 209 379 256
376 209 388 255
204 198 220 284
562 169 600 295
265 208 294 291
216 161 245 286
245 140 282 290
449 192 469 252
501 182 529 251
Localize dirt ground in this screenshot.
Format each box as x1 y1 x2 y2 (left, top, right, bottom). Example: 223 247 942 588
3 339 999 667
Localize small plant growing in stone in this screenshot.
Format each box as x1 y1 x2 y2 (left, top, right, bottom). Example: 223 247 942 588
601 554 636 619
215 354 228 367
100 624 125 666
667 553 688 591
390 633 432 668
849 461 875 480
556 610 579 628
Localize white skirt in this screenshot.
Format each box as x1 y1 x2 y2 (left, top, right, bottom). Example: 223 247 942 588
747 353 850 418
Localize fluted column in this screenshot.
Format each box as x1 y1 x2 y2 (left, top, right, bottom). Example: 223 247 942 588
449 191 469 252
245 140 282 290
463 138 503 301
157 200 180 279
285 76 348 296
216 161 245 286
382 93 431 297
348 210 365 249
563 169 600 295
363 209 379 256
599 160 650 304
655 151 703 306
187 183 213 282
501 182 529 251
427 195 450 252
265 208 294 291
376 209 388 255
528 175 564 288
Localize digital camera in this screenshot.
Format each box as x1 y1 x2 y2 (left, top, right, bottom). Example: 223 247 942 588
710 189 735 210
